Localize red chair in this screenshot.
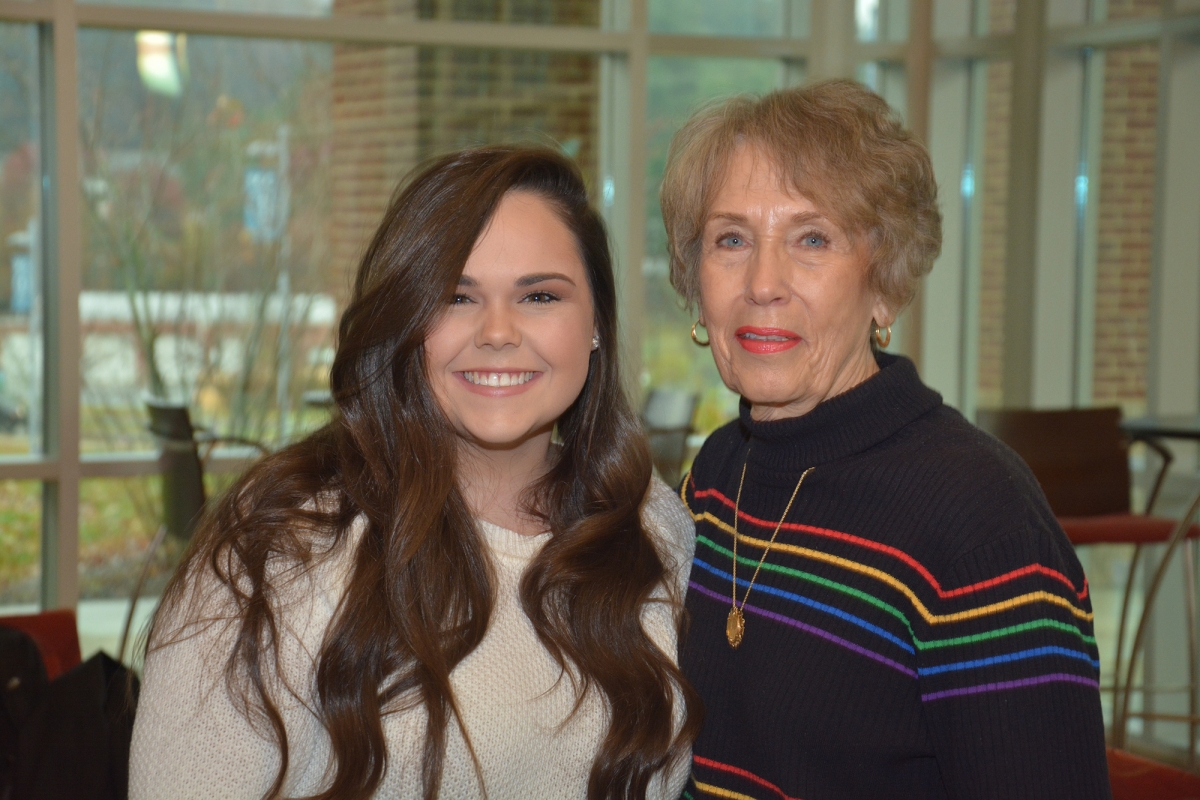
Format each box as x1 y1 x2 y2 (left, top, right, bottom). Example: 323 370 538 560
977 407 1200 753
1108 747 1200 800
0 608 82 681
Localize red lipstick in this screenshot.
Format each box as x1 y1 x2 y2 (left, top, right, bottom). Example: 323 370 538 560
735 326 801 354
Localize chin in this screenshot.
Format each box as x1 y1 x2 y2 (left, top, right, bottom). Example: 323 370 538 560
457 421 550 450
736 377 811 410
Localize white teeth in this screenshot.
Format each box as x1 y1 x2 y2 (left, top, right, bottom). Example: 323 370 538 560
742 333 789 341
463 371 535 387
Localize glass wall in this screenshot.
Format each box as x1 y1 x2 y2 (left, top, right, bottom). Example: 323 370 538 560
0 479 40 608
0 23 42 459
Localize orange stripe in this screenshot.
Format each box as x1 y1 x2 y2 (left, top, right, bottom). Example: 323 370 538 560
692 510 1093 624
688 475 1089 602
694 756 801 800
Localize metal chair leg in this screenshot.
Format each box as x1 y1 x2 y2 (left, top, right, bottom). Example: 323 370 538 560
118 523 169 665
1111 543 1144 745
1119 491 1200 749
1185 539 1199 766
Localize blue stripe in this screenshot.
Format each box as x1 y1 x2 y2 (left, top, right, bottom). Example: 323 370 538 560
691 556 916 656
919 645 1101 676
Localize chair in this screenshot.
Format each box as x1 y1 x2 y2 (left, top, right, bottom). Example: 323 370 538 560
117 400 268 663
0 609 82 681
642 389 698 488
976 408 1200 753
1108 747 1200 800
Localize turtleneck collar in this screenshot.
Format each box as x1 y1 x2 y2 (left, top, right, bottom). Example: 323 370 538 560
737 353 942 473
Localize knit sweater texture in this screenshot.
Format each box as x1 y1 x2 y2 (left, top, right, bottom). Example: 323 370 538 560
129 479 694 800
679 354 1110 800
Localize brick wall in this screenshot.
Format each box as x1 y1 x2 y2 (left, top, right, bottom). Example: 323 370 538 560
1092 43 1158 414
330 0 420 298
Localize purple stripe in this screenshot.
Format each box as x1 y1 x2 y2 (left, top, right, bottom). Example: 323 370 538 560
689 580 917 678
921 672 1101 702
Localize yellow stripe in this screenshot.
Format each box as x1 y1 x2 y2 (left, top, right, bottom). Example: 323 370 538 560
694 780 758 800
692 510 1093 625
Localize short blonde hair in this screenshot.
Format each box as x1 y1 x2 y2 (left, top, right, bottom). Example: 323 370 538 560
660 79 941 314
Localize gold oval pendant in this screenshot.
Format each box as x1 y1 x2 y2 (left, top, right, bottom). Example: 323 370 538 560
726 608 745 649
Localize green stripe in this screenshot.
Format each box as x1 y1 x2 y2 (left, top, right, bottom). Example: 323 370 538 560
696 535 1098 653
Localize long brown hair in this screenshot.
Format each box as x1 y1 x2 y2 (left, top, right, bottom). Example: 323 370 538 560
149 145 700 800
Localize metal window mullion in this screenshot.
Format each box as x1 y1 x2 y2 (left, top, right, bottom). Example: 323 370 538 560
70 3 631 52
619 0 648 399
1000 0 1047 408
38 0 82 611
1072 46 1103 407
0 0 52 23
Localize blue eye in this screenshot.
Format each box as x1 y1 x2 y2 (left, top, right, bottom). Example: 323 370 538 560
718 234 746 248
801 232 827 247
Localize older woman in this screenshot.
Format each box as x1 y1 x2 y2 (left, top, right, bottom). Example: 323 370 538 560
663 81 1109 799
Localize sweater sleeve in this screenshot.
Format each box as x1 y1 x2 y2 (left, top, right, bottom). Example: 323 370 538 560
639 477 697 800
916 519 1111 800
129 554 341 799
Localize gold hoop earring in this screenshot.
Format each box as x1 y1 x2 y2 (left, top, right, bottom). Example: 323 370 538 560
691 320 710 347
874 325 892 349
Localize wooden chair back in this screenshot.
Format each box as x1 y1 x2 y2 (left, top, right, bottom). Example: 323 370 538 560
976 407 1130 517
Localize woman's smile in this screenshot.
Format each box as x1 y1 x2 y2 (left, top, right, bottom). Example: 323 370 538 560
457 370 542 392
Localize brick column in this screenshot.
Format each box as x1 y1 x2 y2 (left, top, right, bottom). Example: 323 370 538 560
330 0 419 296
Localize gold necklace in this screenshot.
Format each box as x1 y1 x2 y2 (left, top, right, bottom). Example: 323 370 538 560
727 455 815 649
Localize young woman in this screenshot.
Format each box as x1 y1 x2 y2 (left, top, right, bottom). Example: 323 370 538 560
128 146 700 800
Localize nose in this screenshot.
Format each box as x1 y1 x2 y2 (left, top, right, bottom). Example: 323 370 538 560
476 302 521 349
744 239 791 306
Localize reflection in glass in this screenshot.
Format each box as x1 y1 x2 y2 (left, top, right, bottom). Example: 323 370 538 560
0 480 40 610
644 57 780 438
649 0 787 37
75 0 603 25
856 0 908 42
0 24 42 458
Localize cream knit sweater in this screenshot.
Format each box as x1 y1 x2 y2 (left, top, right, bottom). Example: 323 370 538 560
128 479 694 800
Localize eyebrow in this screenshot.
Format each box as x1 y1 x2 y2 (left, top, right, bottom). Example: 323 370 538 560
516 272 576 287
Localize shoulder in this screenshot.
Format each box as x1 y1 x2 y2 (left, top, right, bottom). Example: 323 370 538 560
883 405 1070 568
641 477 697 595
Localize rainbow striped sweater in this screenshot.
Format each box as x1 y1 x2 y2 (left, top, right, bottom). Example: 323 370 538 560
679 355 1110 800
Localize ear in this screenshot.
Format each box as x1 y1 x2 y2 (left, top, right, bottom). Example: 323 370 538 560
870 296 893 331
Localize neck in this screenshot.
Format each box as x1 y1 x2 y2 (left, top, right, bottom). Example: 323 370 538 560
456 431 554 536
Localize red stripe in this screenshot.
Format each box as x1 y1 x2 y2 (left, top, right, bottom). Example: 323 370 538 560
691 480 1089 602
693 755 801 800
